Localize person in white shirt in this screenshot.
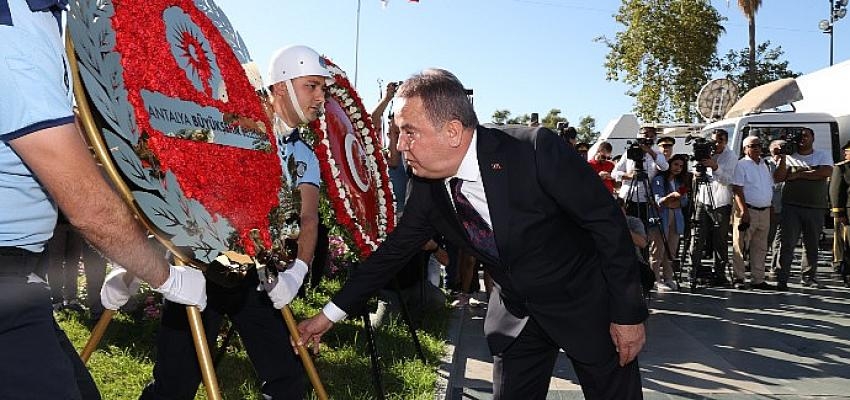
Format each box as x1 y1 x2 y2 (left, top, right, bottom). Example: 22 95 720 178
689 128 737 287
731 136 776 290
612 126 669 224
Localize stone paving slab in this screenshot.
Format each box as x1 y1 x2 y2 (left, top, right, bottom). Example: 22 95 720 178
442 255 850 400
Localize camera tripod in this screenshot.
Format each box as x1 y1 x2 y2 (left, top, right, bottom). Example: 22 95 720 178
624 165 681 294
680 164 731 291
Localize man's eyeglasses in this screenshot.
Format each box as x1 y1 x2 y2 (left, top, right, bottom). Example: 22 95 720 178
659 144 674 148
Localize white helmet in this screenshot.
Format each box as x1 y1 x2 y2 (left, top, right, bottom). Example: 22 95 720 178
268 45 331 85
268 45 331 125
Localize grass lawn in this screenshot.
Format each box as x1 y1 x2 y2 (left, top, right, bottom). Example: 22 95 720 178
58 278 450 399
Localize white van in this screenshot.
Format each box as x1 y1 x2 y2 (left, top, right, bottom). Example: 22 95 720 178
700 111 839 161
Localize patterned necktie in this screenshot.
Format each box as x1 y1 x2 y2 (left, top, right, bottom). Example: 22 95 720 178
450 178 499 260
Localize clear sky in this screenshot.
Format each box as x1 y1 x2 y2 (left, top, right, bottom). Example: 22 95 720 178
215 0 849 130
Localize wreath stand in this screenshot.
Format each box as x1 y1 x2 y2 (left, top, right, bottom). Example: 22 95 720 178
66 34 328 400
352 260 428 400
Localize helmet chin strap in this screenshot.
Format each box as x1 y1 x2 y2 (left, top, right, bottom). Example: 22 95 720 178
284 79 309 125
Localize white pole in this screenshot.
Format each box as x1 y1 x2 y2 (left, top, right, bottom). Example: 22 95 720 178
354 0 361 88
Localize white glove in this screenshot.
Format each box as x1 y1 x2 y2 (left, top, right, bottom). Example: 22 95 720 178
265 259 308 309
154 265 207 311
100 267 141 311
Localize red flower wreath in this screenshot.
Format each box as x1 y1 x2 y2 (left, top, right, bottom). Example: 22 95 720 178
309 58 396 258
110 0 280 255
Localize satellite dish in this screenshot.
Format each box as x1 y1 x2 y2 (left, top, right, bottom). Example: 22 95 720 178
697 78 739 122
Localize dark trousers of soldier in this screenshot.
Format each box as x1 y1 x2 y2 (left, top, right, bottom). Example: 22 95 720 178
0 249 100 400
140 268 305 400
689 204 731 281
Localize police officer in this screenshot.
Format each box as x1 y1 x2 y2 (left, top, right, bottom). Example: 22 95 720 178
137 45 328 400
1 1 206 399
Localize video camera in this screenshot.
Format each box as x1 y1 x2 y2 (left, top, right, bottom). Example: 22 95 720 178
782 129 804 155
684 134 716 175
624 138 654 164
556 121 569 134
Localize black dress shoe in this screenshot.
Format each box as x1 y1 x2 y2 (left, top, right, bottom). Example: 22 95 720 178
801 278 825 289
751 282 776 290
711 276 731 287
776 282 789 291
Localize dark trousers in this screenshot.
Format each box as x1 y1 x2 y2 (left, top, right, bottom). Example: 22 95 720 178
139 270 305 400
492 317 642 400
689 204 731 277
0 275 100 400
46 222 83 302
777 204 825 284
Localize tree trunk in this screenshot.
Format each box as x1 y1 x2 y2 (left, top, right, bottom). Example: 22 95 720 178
748 15 757 90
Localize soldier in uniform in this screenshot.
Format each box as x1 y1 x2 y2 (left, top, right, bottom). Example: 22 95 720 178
829 140 850 288
139 45 328 400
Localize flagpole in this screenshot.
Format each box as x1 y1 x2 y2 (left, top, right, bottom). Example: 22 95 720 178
354 0 361 88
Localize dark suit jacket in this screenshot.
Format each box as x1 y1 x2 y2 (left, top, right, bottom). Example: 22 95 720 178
332 125 648 363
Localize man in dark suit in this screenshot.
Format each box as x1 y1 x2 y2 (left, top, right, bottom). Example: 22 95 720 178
297 69 648 399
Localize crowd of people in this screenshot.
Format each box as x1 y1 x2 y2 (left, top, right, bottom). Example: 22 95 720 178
573 124 850 293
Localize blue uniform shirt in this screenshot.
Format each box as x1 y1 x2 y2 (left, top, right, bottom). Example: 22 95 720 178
1 0 73 251
278 130 320 191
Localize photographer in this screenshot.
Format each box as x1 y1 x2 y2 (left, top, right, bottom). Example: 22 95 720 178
557 123 578 147
774 127 832 290
612 126 669 222
689 128 737 287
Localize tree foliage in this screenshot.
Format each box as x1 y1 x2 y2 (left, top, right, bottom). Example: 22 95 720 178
575 115 600 144
712 41 799 94
491 108 567 129
491 109 511 125
600 0 725 122
541 109 568 129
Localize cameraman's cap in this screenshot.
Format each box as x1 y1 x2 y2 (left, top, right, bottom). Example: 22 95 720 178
657 136 675 146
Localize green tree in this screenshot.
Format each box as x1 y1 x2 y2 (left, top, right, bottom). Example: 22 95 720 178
599 0 725 122
712 41 800 94
575 115 600 144
738 0 763 90
541 109 568 129
491 109 511 125
507 113 531 125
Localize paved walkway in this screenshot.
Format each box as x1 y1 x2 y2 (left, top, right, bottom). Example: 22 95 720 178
440 261 850 399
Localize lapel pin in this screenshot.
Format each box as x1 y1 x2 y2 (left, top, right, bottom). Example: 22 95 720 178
491 163 502 170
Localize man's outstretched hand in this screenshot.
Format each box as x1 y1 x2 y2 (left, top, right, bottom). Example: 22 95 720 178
295 313 334 355
609 322 646 366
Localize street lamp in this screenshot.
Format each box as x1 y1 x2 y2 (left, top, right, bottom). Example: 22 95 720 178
819 0 849 66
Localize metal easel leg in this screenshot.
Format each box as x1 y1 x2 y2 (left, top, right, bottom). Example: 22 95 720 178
362 310 386 400
186 306 222 400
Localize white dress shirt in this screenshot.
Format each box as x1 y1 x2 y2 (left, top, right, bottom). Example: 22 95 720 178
695 147 737 207
732 156 774 208
444 131 492 227
612 148 669 202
